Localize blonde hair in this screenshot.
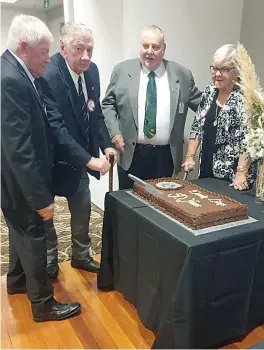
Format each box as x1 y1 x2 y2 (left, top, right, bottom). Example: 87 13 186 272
212 44 239 71
7 14 53 52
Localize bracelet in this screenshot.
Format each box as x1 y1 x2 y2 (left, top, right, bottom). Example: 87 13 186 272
186 154 195 158
237 165 248 172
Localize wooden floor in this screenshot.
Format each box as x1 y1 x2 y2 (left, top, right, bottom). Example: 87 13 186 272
1 255 264 349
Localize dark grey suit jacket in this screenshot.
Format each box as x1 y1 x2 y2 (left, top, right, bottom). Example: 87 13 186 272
1 50 90 208
102 58 201 175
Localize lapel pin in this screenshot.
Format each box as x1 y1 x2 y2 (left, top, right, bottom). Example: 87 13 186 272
87 99 95 112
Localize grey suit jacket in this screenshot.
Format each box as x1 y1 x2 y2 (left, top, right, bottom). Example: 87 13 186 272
102 58 201 175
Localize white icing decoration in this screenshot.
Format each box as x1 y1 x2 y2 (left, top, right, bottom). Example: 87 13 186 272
168 193 188 200
168 193 202 207
208 198 226 206
189 190 208 199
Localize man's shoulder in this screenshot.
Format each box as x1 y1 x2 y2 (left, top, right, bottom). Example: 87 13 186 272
87 61 99 76
113 58 140 72
1 55 27 87
165 59 192 75
46 52 61 70
43 53 62 81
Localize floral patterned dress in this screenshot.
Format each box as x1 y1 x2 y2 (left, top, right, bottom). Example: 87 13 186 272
190 83 257 184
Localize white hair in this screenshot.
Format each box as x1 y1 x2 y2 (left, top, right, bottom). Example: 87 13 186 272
213 44 238 68
141 25 165 46
7 14 53 52
60 22 94 45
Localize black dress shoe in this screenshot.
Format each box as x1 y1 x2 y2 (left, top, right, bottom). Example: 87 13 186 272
7 286 27 295
47 264 59 279
71 257 100 273
33 301 81 322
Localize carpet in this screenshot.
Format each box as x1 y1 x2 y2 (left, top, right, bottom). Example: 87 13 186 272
0 196 103 276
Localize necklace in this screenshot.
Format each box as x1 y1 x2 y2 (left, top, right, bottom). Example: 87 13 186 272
213 102 222 127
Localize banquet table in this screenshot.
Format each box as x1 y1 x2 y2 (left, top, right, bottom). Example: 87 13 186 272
98 178 264 348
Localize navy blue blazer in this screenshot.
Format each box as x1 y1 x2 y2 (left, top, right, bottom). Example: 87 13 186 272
43 52 112 180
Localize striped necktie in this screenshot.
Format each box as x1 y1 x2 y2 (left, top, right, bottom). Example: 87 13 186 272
143 71 157 138
34 78 46 110
78 76 89 134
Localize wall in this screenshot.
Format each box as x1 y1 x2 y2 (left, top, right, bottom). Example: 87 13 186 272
240 0 264 86
0 6 47 53
46 4 64 55
0 4 63 55
71 0 123 95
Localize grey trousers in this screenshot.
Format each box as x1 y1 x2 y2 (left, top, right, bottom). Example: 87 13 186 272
46 171 91 266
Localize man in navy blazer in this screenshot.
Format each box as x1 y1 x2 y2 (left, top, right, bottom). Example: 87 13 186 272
42 22 116 278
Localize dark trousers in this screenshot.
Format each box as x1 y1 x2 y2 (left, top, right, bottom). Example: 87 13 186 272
2 206 54 313
46 170 91 266
118 144 174 190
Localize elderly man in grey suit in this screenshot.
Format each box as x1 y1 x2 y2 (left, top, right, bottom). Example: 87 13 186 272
102 25 202 189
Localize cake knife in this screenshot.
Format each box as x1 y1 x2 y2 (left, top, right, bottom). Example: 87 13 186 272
128 174 164 196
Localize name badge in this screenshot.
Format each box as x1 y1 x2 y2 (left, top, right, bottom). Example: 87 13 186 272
179 102 185 114
87 99 95 112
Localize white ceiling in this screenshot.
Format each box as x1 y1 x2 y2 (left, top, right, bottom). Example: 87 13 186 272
0 0 63 10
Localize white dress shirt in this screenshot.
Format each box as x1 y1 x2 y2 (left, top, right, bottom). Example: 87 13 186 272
137 62 171 145
66 62 88 102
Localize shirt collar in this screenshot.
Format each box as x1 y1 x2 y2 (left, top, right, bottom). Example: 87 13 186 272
65 60 85 85
8 49 36 87
141 61 165 78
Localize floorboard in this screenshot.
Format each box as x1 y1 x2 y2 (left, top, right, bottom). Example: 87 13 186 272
1 256 263 349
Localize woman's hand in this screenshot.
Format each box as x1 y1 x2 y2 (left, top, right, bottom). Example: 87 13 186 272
230 172 249 191
181 157 196 172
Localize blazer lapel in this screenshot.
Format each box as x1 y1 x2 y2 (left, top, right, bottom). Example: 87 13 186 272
57 54 89 142
165 60 180 132
3 50 46 114
128 60 141 128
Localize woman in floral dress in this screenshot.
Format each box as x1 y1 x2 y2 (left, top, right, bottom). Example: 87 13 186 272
182 44 257 190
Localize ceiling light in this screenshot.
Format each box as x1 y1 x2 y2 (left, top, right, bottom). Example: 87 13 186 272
0 0 18 3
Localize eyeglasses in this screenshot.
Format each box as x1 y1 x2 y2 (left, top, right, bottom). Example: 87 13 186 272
210 65 235 75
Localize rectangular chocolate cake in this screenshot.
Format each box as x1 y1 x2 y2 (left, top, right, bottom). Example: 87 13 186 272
133 178 248 230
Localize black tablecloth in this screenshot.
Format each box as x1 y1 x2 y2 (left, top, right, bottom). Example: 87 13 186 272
97 178 264 349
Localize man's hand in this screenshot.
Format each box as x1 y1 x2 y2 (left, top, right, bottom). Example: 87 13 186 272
104 147 117 164
87 156 111 175
37 203 54 221
112 134 125 153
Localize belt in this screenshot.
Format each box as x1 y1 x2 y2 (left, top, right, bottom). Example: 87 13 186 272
136 144 169 148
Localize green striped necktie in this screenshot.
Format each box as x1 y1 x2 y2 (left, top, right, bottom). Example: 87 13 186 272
143 71 157 138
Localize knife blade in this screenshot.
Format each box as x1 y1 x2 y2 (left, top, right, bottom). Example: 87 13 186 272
128 174 164 196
